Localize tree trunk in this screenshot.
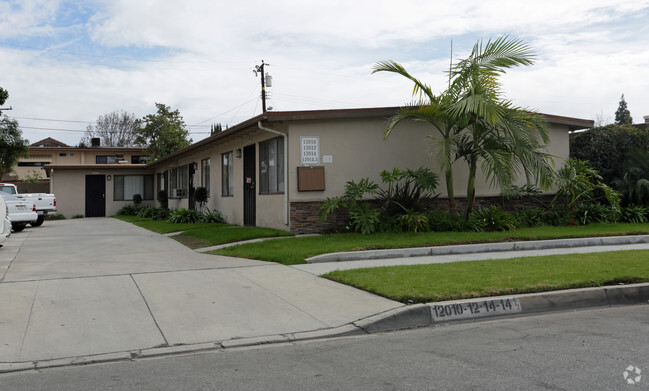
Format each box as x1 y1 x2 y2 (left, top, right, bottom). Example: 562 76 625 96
465 159 477 219
445 169 457 213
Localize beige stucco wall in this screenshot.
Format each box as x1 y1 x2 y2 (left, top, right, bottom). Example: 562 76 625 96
48 115 573 229
50 168 155 218
287 117 572 202
152 128 289 230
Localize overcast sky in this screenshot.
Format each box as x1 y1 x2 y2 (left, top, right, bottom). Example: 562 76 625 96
1 0 648 146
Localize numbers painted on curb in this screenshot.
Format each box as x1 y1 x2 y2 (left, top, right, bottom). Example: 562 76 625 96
430 298 522 322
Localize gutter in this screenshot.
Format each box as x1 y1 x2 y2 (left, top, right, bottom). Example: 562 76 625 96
257 121 289 226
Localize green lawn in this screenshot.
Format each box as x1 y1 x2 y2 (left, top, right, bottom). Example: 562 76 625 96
113 216 227 234
173 226 294 248
212 223 649 265
113 216 293 247
323 250 649 303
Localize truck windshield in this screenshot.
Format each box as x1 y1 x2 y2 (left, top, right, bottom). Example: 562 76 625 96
0 186 16 194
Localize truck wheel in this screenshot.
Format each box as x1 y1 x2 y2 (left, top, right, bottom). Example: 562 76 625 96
12 222 27 232
30 215 45 227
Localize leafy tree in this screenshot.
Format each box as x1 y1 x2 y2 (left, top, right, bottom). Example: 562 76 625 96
136 103 192 160
552 159 620 209
0 117 28 180
612 149 649 206
0 88 28 180
615 94 633 125
0 87 8 107
210 123 223 135
570 124 649 186
81 110 140 147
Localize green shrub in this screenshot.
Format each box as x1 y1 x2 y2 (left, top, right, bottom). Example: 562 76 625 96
167 208 203 224
153 208 170 221
320 167 439 234
46 213 67 221
620 205 649 223
132 194 143 208
537 206 576 226
158 190 168 209
200 209 225 223
512 208 546 228
71 214 84 219
426 210 466 232
194 187 208 211
468 205 516 232
116 204 138 216
398 210 430 232
573 203 620 225
377 167 439 215
319 178 381 234
136 206 160 218
348 202 381 235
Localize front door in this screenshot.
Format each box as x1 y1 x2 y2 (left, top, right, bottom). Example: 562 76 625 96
85 175 106 217
188 163 196 210
243 144 256 226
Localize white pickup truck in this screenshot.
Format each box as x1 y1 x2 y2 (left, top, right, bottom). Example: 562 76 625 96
0 192 37 232
0 183 56 227
0 194 12 245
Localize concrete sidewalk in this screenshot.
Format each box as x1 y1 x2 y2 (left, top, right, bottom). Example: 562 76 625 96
1 220 647 373
293 236 649 275
0 219 399 365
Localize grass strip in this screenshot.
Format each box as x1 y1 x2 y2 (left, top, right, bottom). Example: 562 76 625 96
113 216 293 247
173 226 294 249
323 250 649 303
113 216 228 234
213 223 649 265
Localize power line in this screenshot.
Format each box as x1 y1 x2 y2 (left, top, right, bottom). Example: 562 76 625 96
192 96 259 125
13 116 93 124
19 125 87 133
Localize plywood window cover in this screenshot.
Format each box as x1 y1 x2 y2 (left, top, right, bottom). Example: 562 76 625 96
297 166 325 191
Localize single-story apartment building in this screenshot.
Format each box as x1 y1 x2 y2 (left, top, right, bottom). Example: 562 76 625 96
45 107 593 233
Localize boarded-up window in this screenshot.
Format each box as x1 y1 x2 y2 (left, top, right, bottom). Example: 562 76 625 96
297 166 325 191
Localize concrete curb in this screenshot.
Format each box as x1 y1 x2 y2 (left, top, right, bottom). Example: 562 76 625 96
352 282 649 333
305 235 649 263
2 282 646 374
195 234 320 253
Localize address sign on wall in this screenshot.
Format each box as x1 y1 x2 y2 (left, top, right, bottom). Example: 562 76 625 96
300 136 320 165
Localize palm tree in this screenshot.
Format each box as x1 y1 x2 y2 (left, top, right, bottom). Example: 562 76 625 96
374 36 555 218
447 36 554 217
372 61 462 212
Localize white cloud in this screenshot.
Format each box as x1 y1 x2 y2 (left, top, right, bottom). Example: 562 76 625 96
2 0 649 145
0 0 60 39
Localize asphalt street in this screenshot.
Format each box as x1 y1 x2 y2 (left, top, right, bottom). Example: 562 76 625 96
1 305 647 390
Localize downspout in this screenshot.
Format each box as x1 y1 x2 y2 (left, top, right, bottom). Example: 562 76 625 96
257 121 289 226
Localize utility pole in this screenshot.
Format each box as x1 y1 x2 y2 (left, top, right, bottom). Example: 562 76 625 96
253 60 269 113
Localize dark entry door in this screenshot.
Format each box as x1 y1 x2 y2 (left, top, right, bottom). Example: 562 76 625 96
188 163 196 210
85 175 106 217
243 144 256 226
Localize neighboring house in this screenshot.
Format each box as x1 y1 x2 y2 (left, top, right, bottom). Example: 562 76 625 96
45 107 593 233
5 137 149 182
631 115 649 131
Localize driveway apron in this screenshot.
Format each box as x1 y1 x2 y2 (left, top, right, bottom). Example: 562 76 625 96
0 219 399 363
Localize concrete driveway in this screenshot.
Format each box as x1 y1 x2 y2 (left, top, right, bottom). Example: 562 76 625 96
0 218 399 363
